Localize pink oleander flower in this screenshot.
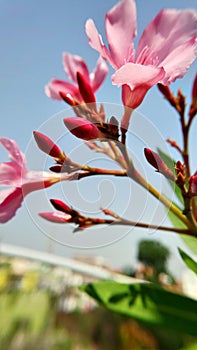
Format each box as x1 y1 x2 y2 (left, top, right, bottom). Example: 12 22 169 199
0 138 62 223
45 53 108 103
86 0 197 128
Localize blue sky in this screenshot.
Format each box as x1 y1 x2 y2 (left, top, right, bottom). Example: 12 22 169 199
0 0 196 275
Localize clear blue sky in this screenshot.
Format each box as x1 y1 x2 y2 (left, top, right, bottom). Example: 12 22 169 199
0 0 196 275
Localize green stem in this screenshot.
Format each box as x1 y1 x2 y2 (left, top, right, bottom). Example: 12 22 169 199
128 167 196 234
80 166 127 176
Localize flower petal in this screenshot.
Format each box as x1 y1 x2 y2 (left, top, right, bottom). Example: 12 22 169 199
45 79 81 101
62 52 90 84
136 9 197 82
105 0 136 68
112 62 165 89
90 56 108 92
0 138 25 166
0 162 22 186
0 187 23 223
113 63 165 110
85 19 115 68
159 38 197 84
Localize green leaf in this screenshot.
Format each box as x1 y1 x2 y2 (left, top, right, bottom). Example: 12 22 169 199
180 235 197 256
166 201 197 255
178 247 197 274
80 281 197 337
167 207 187 229
157 148 183 206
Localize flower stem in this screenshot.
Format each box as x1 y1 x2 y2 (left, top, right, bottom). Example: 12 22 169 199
128 166 196 234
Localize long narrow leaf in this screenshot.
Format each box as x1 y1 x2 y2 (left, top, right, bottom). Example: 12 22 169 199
157 148 183 206
167 209 197 255
80 281 197 337
178 247 197 274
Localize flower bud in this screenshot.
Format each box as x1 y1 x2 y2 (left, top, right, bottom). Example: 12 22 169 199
64 117 99 140
189 74 197 118
33 131 65 162
50 198 76 215
39 211 71 223
59 92 76 106
77 72 96 104
144 148 175 181
189 172 197 196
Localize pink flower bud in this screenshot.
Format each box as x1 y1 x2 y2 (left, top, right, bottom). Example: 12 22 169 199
189 172 197 196
192 74 197 102
77 72 96 104
50 198 74 215
189 74 197 118
64 117 99 140
33 131 65 161
59 91 76 106
39 211 71 223
144 148 175 181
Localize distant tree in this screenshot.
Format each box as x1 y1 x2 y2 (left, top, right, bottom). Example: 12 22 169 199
137 240 170 283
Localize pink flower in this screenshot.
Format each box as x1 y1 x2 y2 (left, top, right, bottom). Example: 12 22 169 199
86 0 197 127
45 53 108 103
0 138 62 223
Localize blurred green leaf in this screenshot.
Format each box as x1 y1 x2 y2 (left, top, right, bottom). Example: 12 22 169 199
157 148 183 206
167 205 197 255
178 248 197 274
157 149 197 255
167 207 187 229
0 292 50 340
80 281 197 337
180 236 197 256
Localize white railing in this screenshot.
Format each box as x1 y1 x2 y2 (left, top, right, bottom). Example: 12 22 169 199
0 243 142 283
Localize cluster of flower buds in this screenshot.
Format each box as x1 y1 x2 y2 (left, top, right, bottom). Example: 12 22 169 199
63 115 120 142
45 52 121 141
145 148 197 202
40 199 114 232
175 161 185 189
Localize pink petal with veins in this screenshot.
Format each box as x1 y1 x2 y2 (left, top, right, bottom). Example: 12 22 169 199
105 0 136 68
63 52 90 83
90 56 108 91
136 9 197 83
45 79 82 101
